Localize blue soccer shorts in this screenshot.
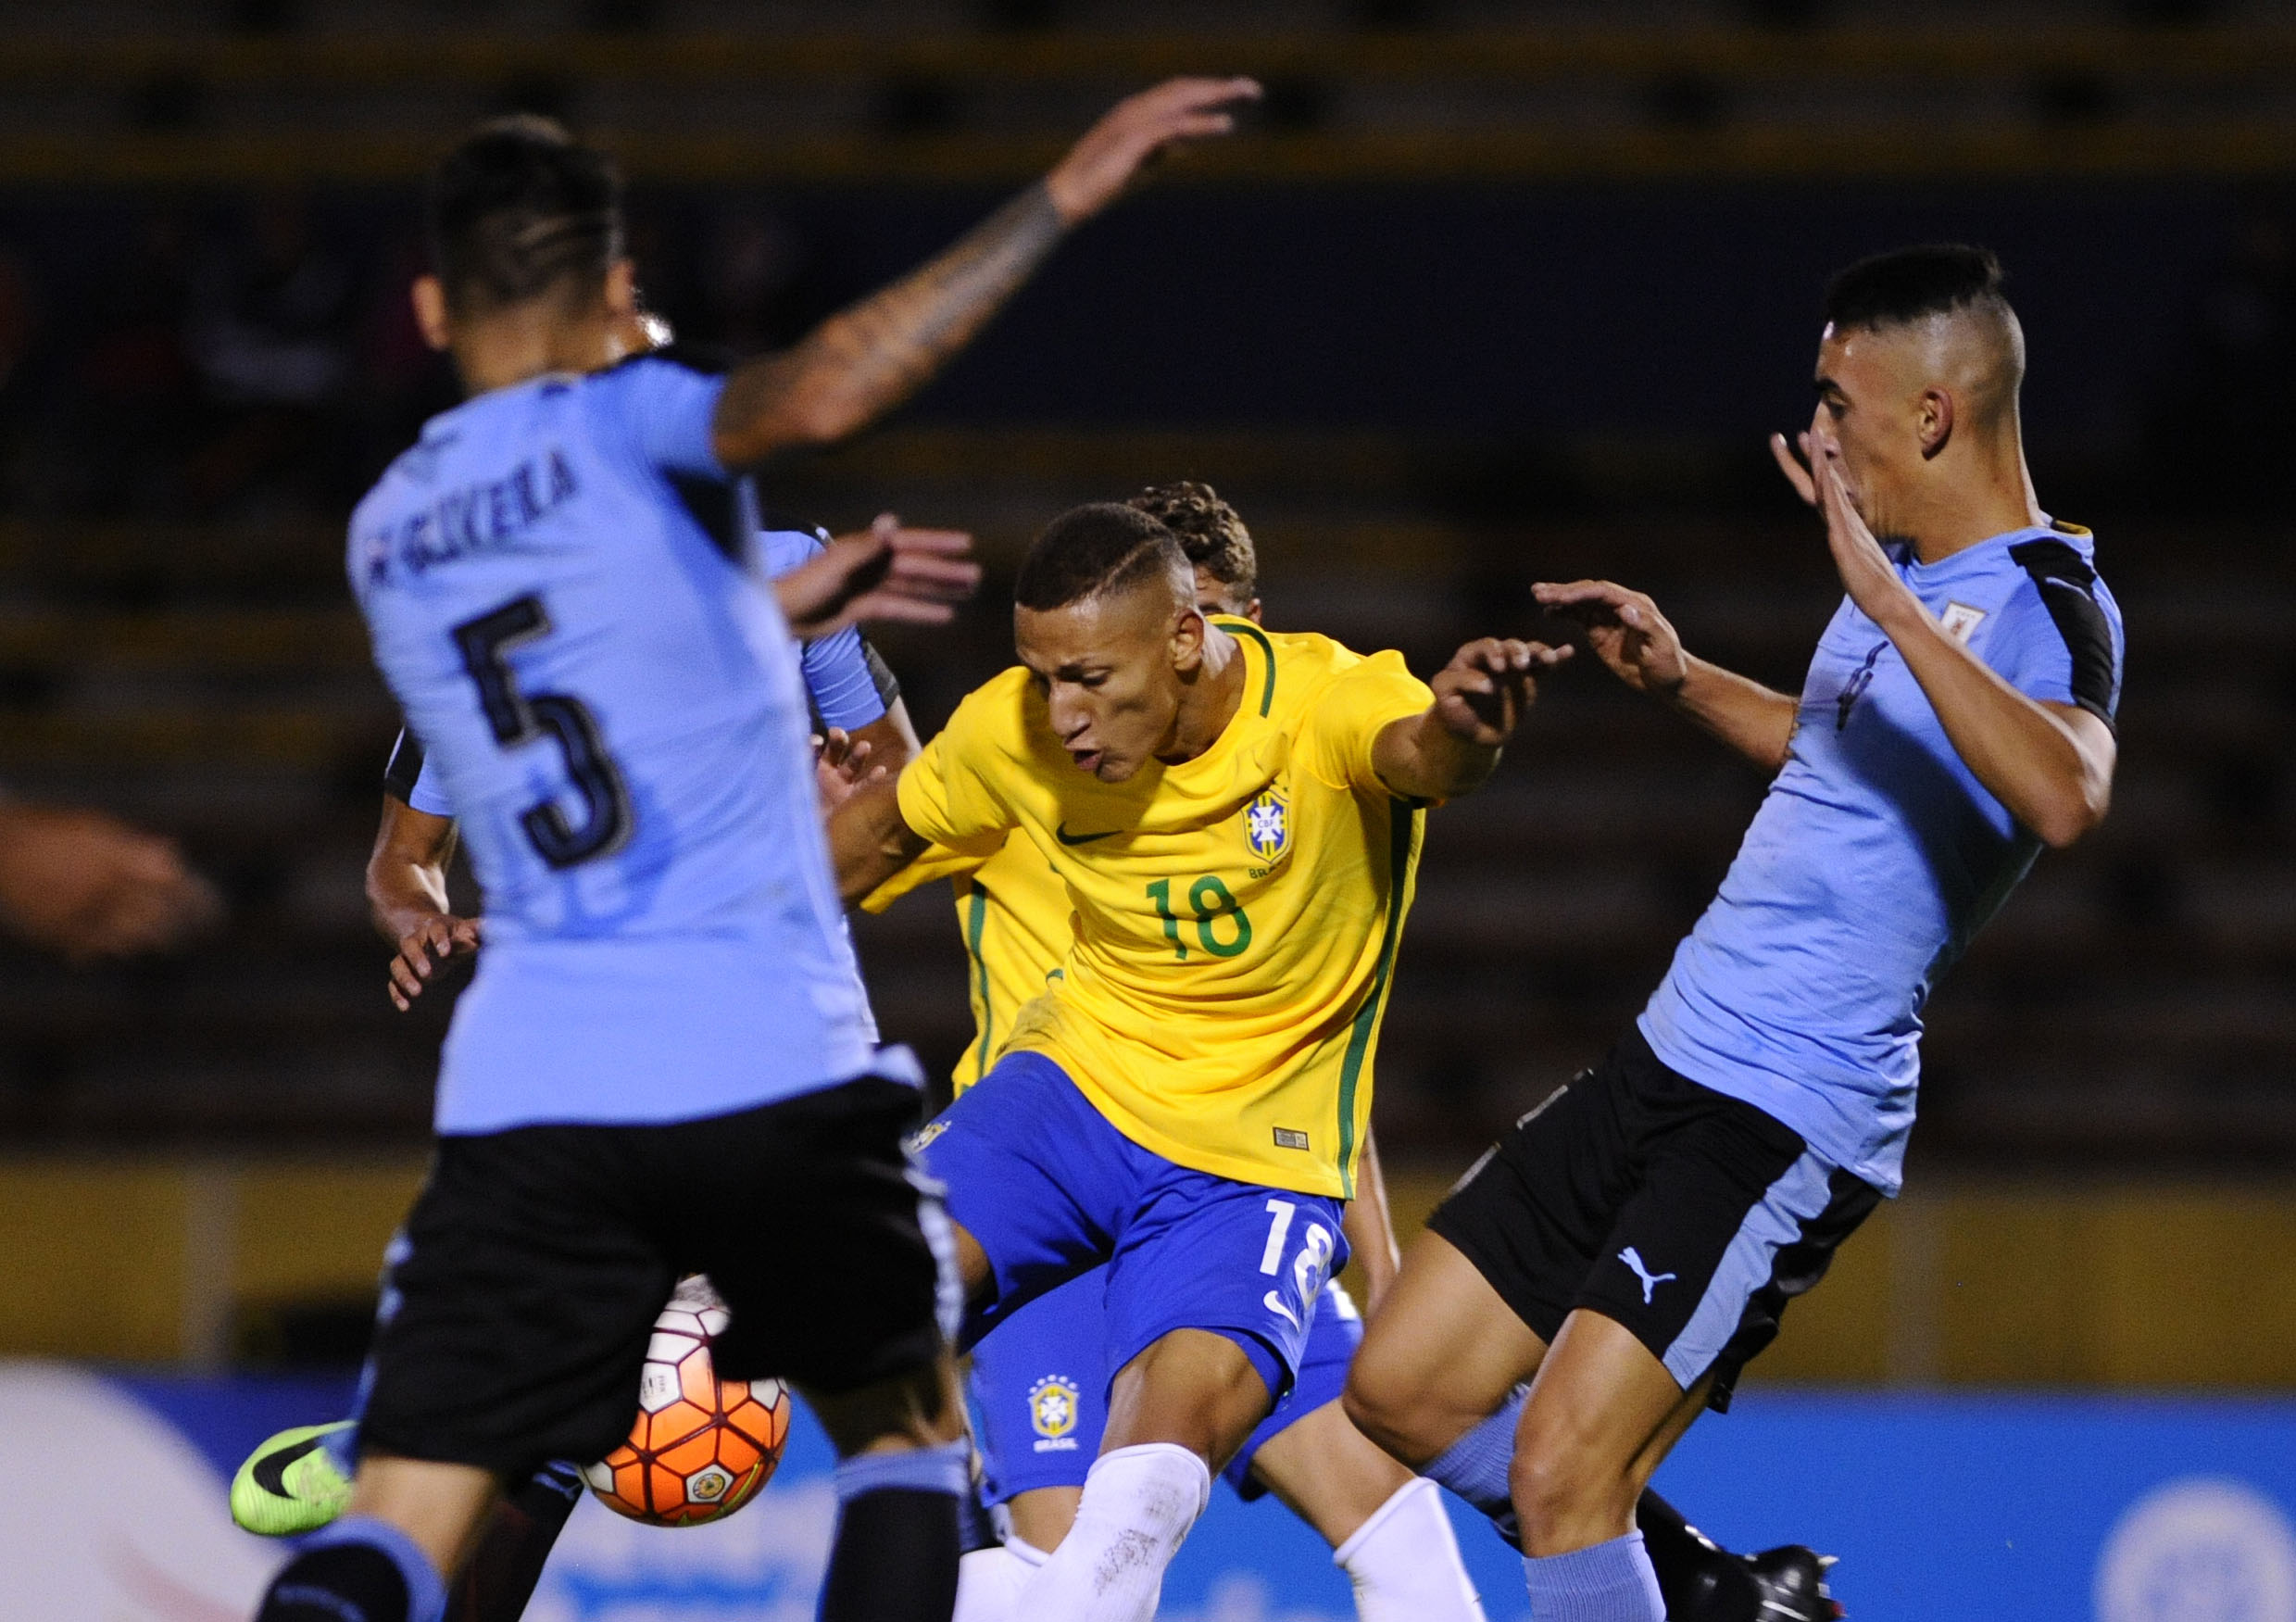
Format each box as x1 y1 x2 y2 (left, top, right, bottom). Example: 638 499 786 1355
920 1050 1349 1407
969 1264 1365 1505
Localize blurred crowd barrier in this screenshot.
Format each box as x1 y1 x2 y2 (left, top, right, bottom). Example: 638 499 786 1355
5 1153 2291 1390
12 14 2296 186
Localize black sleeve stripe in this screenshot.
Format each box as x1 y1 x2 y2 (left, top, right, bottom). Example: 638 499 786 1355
382 727 425 803
667 471 746 563
2008 538 2118 730
861 639 903 710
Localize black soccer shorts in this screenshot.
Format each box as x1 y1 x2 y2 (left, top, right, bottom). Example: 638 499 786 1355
1429 1026 1879 1412
358 1075 949 1477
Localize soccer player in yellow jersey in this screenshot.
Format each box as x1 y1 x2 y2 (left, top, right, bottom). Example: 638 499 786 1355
833 499 1568 1620
860 484 1484 1621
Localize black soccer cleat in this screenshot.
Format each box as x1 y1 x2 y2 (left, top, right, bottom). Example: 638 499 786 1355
1741 1545 1844 1621
1665 1544 1843 1622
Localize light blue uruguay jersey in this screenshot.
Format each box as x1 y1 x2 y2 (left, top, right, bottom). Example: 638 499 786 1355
398 527 891 816
347 356 879 1134
1638 523 2123 1194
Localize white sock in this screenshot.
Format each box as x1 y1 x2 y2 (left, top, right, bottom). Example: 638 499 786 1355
953 1536 1047 1622
1011 1444 1210 1622
1334 1477 1489 1622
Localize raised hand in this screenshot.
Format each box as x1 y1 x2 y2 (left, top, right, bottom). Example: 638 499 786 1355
1769 430 1819 507
1428 637 1573 748
774 515 979 641
813 727 888 818
1045 77 1263 224
388 911 482 1012
1531 580 1688 698
1802 431 1916 625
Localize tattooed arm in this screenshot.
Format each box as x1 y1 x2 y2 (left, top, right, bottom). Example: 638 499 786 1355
711 76 1258 468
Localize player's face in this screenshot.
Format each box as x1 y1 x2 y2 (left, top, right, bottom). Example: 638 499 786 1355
1193 566 1261 623
1016 578 1202 784
1812 322 1924 529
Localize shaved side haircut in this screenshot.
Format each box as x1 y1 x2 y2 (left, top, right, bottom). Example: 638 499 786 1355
1014 502 1192 612
1126 480 1257 601
1824 244 2008 334
1826 244 2026 426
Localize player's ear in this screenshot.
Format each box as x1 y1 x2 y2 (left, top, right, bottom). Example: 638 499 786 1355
1169 603 1207 673
410 275 452 353
1245 597 1263 626
1917 386 1955 460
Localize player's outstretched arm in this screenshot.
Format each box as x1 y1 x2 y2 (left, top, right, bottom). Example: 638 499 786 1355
1372 637 1571 801
0 802 220 962
1534 578 1800 772
1799 434 2115 848
827 774 933 904
774 516 980 640
711 77 1261 467
366 795 479 1012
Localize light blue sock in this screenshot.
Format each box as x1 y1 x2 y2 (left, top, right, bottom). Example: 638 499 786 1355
1424 1385 1528 1540
834 1439 971 1502
1521 1531 1665 1622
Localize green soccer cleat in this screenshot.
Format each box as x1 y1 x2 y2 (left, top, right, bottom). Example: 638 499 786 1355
231 1421 355 1537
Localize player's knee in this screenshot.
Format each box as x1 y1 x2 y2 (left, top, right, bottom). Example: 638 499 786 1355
1507 1428 1636 1553
1338 1352 1435 1465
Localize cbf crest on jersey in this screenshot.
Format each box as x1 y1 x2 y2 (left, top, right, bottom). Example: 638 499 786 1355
1244 786 1291 864
1026 1376 1081 1452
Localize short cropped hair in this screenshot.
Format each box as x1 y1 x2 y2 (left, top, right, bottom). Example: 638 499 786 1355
1126 480 1257 600
1824 244 2008 334
427 115 623 316
1013 503 1191 613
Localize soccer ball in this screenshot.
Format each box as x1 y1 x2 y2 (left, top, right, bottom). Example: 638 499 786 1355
582 1275 790 1527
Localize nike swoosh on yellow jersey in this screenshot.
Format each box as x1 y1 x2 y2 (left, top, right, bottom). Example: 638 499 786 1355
1054 824 1121 846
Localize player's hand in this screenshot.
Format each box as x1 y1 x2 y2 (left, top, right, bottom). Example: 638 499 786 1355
1769 430 1819 507
813 727 888 817
775 515 979 640
1532 579 1689 698
388 912 482 1012
1045 77 1262 225
1800 430 1919 628
0 804 221 963
1428 638 1571 747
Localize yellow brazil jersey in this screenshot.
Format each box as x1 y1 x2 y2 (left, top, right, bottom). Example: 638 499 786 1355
859 833 1073 1094
894 619 1433 1199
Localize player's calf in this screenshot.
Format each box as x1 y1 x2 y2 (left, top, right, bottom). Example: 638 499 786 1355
1341 1228 1549 1472
1011 1328 1268 1621
805 1353 971 1622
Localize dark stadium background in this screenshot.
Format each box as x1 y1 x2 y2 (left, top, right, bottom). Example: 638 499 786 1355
0 1 2290 1398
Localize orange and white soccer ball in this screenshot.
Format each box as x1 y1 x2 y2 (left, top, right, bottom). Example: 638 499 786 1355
582 1275 791 1527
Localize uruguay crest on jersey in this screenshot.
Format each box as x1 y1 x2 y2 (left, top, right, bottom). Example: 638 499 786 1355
1244 786 1291 863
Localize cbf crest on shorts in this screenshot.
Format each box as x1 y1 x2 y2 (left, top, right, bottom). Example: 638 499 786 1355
1244 786 1290 864
1027 1374 1081 1452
